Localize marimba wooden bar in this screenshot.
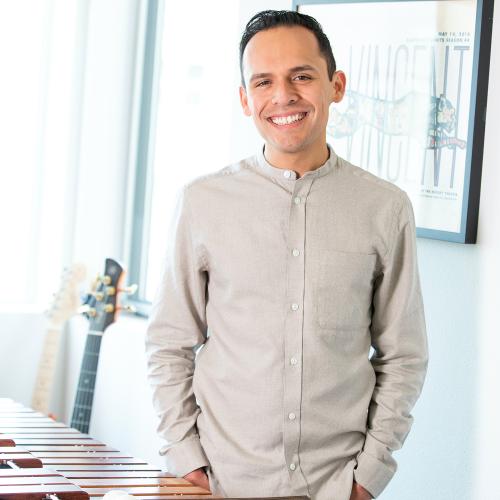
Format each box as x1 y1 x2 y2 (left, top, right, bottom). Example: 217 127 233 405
0 398 309 500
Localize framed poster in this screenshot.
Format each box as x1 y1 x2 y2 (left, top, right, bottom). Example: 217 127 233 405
294 0 494 243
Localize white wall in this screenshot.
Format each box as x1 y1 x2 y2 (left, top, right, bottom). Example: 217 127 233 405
1 1 499 498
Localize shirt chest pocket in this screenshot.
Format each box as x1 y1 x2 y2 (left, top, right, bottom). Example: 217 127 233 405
313 249 378 332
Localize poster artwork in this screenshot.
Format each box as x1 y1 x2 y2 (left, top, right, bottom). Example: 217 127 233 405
304 2 477 234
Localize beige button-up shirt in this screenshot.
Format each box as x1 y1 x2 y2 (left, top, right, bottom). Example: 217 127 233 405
145 143 428 500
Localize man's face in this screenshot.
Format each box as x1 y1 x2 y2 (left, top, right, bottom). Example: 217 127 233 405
239 26 345 158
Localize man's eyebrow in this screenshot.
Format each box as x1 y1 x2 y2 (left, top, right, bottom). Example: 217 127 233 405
249 65 318 82
249 72 272 82
289 65 318 73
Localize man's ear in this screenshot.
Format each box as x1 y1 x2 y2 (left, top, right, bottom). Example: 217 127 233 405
239 86 252 116
331 70 346 104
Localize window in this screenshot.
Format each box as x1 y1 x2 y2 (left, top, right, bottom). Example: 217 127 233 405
0 0 87 307
127 0 241 308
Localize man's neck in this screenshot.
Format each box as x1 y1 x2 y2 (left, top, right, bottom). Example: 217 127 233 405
263 143 330 178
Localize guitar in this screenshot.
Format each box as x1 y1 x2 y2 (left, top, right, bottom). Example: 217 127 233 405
31 263 87 415
70 258 136 434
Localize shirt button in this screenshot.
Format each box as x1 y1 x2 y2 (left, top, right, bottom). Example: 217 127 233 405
289 463 296 471
293 196 301 204
290 357 297 365
284 170 292 178
291 303 299 311
292 248 300 257
288 412 296 420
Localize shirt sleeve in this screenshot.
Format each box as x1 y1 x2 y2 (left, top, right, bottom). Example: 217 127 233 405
145 185 210 477
353 191 429 498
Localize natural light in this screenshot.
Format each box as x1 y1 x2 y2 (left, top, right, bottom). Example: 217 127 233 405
144 0 240 301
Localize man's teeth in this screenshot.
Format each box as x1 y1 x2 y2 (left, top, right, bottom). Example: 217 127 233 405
270 112 306 125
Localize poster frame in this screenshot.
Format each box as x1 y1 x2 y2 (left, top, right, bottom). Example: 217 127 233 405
293 0 495 243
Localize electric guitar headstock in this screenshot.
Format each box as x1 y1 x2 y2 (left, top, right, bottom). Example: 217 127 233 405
81 258 137 333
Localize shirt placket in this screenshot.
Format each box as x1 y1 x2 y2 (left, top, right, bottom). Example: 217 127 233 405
282 169 315 496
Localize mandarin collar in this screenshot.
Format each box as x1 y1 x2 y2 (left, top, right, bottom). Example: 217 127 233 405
256 142 337 181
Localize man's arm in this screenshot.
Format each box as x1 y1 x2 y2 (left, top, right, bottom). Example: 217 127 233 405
353 192 429 498
145 185 210 477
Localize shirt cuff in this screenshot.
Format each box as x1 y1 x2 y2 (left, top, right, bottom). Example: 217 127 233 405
160 435 210 477
353 449 396 498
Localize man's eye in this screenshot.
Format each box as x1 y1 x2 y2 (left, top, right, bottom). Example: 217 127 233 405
295 75 311 81
256 80 270 87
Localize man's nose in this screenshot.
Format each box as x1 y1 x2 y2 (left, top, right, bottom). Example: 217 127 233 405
271 80 298 105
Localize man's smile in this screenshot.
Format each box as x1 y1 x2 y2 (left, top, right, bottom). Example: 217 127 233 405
267 111 308 127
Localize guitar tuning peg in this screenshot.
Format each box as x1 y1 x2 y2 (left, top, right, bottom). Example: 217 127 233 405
94 274 111 286
103 304 115 313
119 284 138 295
87 307 97 317
78 304 91 314
78 304 97 317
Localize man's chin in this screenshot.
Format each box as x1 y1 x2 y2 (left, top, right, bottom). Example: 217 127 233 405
265 140 309 156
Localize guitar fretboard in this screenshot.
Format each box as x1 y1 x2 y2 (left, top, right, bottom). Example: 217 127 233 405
70 332 103 433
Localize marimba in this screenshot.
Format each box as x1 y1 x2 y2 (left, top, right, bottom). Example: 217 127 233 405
0 398 309 500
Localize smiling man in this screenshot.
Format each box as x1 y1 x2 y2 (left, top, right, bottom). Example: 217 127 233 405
239 23 343 178
146 10 428 500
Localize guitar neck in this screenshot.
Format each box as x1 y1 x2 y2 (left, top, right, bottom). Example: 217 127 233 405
31 326 63 414
69 258 126 434
70 331 103 433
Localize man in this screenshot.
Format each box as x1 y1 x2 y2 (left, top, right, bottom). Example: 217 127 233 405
145 10 428 500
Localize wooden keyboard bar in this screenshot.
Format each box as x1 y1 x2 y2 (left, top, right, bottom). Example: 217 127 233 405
0 399 310 499
0 467 60 477
0 483 89 499
0 427 81 433
0 439 16 447
1 433 92 439
27 445 119 452
53 464 164 471
0 412 40 415
0 467 89 499
32 452 132 458
0 476 72 486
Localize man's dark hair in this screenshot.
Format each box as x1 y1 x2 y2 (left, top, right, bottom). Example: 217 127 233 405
239 10 336 89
